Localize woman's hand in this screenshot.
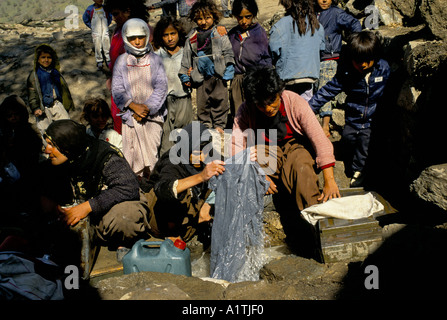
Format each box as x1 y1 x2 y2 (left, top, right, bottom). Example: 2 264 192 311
58 201 92 226
265 175 278 195
129 102 149 119
200 160 226 181
318 167 341 203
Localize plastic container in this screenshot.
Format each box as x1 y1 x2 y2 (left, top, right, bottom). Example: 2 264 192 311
122 239 192 276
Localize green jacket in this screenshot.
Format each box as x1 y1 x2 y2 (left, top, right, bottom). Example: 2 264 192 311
26 44 74 113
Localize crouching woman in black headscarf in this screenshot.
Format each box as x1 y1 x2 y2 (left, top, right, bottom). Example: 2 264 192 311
41 119 151 249
145 122 226 245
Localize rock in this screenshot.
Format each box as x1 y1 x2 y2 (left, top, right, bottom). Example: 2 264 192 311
224 280 303 300
260 255 326 282
95 271 226 300
420 0 447 40
397 78 421 111
403 40 447 82
410 164 447 211
374 0 403 26
119 283 192 300
263 211 286 246
52 31 64 41
390 0 418 20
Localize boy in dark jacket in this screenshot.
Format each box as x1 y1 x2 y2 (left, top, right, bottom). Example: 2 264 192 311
309 31 390 187
315 0 362 136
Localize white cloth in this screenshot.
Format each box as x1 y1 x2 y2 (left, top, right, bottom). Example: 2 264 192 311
301 192 384 226
122 18 151 56
86 127 123 152
35 100 70 134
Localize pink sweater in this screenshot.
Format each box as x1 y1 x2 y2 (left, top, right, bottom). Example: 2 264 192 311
231 90 335 169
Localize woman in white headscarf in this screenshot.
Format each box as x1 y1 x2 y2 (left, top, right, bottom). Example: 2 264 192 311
112 18 168 181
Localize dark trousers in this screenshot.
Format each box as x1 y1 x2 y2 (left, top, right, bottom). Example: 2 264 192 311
342 123 372 177
196 77 229 131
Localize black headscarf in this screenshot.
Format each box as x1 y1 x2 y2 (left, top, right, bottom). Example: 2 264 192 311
44 120 123 201
44 120 89 162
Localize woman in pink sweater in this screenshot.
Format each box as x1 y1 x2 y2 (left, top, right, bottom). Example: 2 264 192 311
231 67 340 211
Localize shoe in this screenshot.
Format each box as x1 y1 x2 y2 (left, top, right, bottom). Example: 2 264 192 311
350 171 364 188
223 10 231 18
97 62 103 71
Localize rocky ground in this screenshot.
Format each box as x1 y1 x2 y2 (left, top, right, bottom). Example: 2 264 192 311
1 0 447 303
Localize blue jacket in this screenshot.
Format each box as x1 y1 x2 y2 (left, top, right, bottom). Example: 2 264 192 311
269 15 325 82
228 23 272 75
309 58 390 130
83 4 113 29
317 6 362 60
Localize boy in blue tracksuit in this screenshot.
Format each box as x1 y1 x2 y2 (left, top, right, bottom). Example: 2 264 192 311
309 31 390 187
83 0 113 70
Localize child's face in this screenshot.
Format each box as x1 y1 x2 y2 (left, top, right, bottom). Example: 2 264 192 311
5 109 21 126
93 0 103 6
195 12 214 31
236 8 254 30
317 0 332 10
256 94 281 117
38 52 53 69
111 9 131 27
128 36 147 49
89 111 108 131
352 59 375 74
162 25 180 51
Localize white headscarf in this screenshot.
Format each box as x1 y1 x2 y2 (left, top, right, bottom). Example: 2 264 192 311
122 18 152 56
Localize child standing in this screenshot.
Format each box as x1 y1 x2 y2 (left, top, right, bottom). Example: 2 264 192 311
83 0 113 70
81 98 123 151
179 0 235 134
112 18 168 179
26 44 73 135
309 31 390 187
228 0 271 122
269 0 324 101
315 0 362 136
154 16 194 156
104 0 153 134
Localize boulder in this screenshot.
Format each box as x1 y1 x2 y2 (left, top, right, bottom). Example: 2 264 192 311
420 0 447 40
410 164 447 211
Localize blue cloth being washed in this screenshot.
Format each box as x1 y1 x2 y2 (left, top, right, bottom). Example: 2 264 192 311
208 148 269 282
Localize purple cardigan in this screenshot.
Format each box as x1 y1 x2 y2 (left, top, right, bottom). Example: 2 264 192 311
228 23 272 75
112 51 168 127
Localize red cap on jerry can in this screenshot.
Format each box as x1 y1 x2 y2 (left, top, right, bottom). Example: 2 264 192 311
174 239 186 250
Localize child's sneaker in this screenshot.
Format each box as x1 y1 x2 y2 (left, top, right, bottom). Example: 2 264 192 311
350 171 364 188
97 62 103 71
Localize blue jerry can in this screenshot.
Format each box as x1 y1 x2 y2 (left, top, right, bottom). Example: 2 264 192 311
122 239 192 276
